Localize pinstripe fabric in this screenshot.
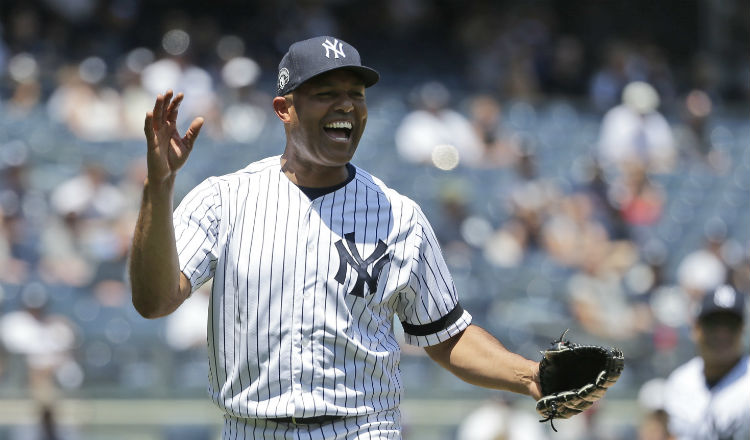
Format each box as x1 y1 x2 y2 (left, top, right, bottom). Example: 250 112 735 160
173 155 471 436
223 409 402 439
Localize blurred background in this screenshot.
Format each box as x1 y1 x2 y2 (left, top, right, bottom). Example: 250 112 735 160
0 0 748 439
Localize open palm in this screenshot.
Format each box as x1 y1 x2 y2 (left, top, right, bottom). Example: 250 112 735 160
144 90 204 184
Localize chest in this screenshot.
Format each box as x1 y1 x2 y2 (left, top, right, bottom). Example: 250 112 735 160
220 180 411 306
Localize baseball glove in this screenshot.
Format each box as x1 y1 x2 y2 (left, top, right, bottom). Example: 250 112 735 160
536 330 625 431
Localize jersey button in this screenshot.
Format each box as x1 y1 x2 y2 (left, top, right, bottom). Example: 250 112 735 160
307 242 316 251
301 338 310 348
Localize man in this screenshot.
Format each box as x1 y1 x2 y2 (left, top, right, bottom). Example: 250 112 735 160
130 36 545 439
663 284 749 440
596 81 676 174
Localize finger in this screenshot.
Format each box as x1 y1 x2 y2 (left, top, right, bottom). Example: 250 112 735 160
182 117 204 148
152 94 165 129
144 112 156 149
160 90 174 125
166 93 184 124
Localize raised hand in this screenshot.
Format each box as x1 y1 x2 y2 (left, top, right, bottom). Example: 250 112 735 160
143 90 204 184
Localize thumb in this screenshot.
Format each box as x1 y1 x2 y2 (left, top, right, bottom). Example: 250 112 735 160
183 117 205 149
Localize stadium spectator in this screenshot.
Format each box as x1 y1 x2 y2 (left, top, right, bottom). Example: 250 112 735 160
672 89 733 172
467 94 521 168
0 207 32 285
597 81 676 174
0 283 80 400
676 219 732 305
609 163 666 242
483 217 528 268
49 164 125 221
7 404 81 440
541 193 611 269
395 81 484 167
39 164 128 288
46 64 124 142
565 234 651 342
456 397 551 440
507 145 560 252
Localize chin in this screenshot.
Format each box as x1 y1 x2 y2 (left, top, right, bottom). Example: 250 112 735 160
322 143 358 164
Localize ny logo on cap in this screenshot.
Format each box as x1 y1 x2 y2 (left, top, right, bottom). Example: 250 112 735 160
334 232 390 297
322 38 346 59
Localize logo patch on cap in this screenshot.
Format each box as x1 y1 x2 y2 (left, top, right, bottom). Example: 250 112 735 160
278 68 290 92
714 285 737 308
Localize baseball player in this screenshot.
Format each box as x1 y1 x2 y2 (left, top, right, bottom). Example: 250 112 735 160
662 284 749 440
130 36 544 439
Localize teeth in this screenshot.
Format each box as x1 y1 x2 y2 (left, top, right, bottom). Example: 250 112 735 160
324 121 352 130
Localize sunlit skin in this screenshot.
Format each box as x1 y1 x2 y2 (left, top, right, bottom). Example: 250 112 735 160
693 312 744 384
273 69 367 188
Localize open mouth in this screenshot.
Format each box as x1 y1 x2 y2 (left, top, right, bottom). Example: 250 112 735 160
323 121 353 142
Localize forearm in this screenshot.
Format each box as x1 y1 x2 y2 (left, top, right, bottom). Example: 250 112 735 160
425 325 541 398
129 177 187 318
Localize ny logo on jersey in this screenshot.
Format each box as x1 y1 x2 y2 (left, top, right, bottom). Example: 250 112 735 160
334 232 390 297
321 38 346 59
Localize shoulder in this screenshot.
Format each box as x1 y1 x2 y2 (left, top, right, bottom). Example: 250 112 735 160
182 156 280 201
350 164 423 216
218 155 280 182
725 354 750 385
198 156 281 193
666 357 703 387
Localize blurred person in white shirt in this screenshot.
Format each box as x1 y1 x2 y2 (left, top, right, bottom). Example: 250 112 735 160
0 284 81 400
395 81 484 167
597 82 676 174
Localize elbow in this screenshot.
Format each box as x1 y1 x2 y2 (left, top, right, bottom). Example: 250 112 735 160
132 297 161 319
133 304 163 320
131 288 171 319
128 270 189 319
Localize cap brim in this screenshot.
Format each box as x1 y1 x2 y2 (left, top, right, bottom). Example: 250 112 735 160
279 65 380 96
340 66 379 88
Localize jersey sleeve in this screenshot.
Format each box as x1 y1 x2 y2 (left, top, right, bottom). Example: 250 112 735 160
173 178 222 291
395 206 472 347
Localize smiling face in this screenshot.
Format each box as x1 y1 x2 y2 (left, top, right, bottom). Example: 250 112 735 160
279 69 367 174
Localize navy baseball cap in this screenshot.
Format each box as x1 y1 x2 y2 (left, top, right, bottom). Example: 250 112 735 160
697 285 746 321
276 36 379 96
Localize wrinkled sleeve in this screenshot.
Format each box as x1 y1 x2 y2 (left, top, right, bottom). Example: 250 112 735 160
396 207 471 347
173 178 221 291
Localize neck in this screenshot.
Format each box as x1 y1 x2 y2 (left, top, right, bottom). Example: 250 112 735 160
280 152 349 188
704 355 741 384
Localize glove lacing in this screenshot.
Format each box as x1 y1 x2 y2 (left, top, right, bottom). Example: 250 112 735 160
538 403 559 432
538 329 570 432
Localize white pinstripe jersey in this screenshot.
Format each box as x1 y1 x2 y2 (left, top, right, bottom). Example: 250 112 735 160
173 155 472 422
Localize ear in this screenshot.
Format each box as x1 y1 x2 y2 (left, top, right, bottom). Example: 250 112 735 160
690 321 701 343
273 96 293 123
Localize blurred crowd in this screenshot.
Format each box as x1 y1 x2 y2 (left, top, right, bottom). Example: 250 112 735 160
0 1 749 439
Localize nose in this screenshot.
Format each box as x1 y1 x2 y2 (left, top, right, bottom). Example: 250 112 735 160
333 95 354 113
